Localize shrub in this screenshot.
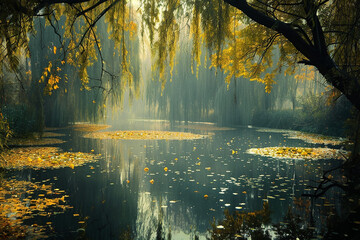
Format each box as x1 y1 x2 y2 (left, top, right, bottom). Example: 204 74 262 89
251 95 351 137
0 112 11 151
1 105 36 137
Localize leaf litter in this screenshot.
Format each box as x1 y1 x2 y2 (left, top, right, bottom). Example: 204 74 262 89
257 128 348 145
283 131 348 145
71 123 111 132
0 178 71 239
0 147 98 169
176 124 235 131
83 130 206 140
8 138 65 146
247 147 349 160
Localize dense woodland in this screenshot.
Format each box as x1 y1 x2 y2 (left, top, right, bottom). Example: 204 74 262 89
0 0 360 239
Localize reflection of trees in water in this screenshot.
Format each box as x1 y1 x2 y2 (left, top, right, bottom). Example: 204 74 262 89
207 192 360 240
67 137 141 239
324 191 360 239
135 193 203 240
67 129 360 239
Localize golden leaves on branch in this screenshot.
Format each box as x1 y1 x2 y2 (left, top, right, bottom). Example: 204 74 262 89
247 147 349 160
39 61 63 95
0 147 98 169
83 130 206 140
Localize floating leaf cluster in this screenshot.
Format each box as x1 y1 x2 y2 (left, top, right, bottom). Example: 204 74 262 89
0 147 98 169
257 128 348 145
71 123 111 132
83 130 206 140
247 147 348 160
0 179 71 239
40 132 66 138
8 138 65 146
176 124 235 131
256 128 292 134
0 215 27 240
283 132 348 145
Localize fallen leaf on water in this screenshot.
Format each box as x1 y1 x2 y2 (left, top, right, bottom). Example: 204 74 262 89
246 147 349 160
0 179 71 238
0 147 98 169
72 123 111 132
176 124 235 131
84 130 206 140
283 131 348 145
9 138 65 146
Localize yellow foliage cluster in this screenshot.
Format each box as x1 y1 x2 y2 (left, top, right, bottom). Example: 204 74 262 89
83 130 205 140
152 0 180 89
38 48 68 95
190 0 203 78
210 17 280 92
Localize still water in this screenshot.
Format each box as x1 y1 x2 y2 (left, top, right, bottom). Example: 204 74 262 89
11 120 343 239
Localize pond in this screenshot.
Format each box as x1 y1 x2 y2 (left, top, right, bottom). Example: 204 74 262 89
4 120 346 239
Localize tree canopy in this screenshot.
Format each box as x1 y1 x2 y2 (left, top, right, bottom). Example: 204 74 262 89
1 0 360 109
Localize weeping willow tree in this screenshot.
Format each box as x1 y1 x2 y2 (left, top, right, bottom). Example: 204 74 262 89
0 0 360 132
0 0 142 128
1 0 360 107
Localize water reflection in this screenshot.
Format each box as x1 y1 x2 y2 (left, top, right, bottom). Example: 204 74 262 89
9 121 348 239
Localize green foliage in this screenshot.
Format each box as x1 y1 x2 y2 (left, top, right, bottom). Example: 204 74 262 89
296 94 352 136
251 95 352 137
2 105 36 137
0 112 11 152
252 110 299 130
